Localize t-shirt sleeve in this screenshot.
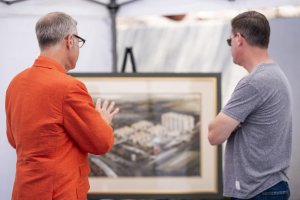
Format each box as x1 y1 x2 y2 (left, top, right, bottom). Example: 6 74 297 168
222 82 263 123
62 79 114 155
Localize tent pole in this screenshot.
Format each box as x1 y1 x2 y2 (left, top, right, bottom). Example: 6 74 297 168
85 0 140 73
108 0 119 73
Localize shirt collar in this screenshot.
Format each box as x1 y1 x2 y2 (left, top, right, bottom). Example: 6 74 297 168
33 56 66 73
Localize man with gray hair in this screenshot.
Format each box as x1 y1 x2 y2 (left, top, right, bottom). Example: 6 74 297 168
6 12 119 200
208 11 292 199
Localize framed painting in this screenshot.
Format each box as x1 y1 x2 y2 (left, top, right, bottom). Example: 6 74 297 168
71 73 222 199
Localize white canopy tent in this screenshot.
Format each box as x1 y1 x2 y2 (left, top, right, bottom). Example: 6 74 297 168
1 1 300 199
1 0 300 71
1 0 300 16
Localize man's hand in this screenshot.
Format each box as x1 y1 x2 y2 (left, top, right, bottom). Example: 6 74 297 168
96 98 119 125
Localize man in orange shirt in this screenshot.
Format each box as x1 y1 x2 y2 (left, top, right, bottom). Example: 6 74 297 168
5 12 119 200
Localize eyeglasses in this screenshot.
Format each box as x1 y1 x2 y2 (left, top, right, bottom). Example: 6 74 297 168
226 33 244 46
73 34 86 48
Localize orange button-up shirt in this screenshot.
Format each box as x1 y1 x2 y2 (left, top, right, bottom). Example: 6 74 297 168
6 56 114 200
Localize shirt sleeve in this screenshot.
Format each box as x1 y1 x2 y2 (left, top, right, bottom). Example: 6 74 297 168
5 89 16 149
222 81 263 123
6 116 16 148
62 79 114 155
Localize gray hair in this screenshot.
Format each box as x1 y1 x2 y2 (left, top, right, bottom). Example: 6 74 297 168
36 12 77 50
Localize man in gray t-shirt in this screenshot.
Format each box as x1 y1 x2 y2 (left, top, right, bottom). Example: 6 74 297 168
208 11 292 199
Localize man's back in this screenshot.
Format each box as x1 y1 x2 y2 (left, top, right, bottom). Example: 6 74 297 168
6 56 114 200
222 63 292 198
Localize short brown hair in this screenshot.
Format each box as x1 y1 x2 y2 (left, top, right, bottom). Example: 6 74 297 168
231 11 270 48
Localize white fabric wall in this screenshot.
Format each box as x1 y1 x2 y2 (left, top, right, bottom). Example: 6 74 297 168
0 16 112 72
1 3 300 200
117 19 246 102
269 17 300 200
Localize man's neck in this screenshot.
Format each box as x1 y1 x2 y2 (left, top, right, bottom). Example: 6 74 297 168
40 46 68 72
242 47 273 73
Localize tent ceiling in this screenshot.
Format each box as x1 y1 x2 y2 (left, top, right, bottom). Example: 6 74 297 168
1 0 300 17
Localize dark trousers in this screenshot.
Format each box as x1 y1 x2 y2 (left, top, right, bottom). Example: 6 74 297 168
232 181 290 200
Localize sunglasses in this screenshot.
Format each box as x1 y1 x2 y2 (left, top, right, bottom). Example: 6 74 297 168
226 33 244 46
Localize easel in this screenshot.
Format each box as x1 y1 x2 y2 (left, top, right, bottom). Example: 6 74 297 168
121 47 137 73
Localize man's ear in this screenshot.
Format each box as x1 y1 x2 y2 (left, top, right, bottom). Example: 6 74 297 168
66 34 73 49
237 32 244 46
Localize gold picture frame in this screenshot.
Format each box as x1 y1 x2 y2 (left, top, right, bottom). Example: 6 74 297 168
71 73 222 199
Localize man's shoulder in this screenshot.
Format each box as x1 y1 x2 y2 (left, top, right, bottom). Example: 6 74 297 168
7 67 32 93
9 67 31 82
54 71 78 83
237 64 279 89
59 74 87 92
44 70 82 86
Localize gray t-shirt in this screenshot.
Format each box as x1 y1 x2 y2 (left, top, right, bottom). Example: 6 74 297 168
222 63 292 199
